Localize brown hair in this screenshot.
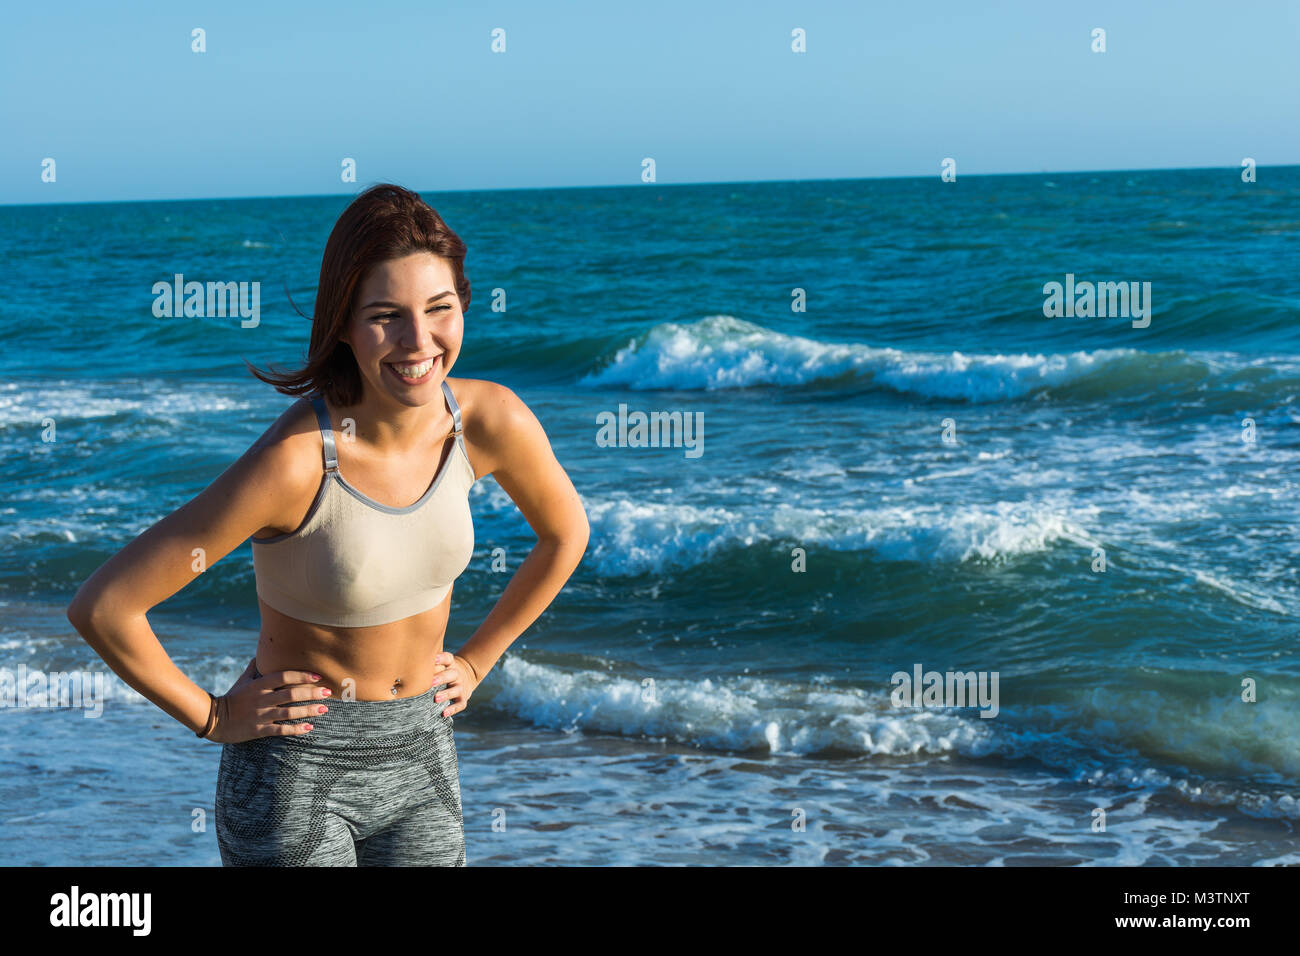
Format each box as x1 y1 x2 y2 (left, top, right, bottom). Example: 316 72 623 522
246 183 471 406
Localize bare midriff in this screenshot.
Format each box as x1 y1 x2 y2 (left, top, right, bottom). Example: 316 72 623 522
254 589 453 701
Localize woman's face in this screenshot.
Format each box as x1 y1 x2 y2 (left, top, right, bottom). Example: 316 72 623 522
344 251 464 408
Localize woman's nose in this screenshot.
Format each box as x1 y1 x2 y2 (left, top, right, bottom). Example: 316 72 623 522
400 310 440 348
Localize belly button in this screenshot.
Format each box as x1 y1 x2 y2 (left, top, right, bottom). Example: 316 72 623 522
391 677 402 696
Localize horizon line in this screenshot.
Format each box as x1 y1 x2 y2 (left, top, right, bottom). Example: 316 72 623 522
3 161 1295 209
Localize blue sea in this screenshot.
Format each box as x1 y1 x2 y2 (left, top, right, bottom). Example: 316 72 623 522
2 168 1298 865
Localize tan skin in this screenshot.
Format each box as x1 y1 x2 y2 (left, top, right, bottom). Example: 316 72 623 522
67 252 589 745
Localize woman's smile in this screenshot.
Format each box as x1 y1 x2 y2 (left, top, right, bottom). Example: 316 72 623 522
385 353 442 385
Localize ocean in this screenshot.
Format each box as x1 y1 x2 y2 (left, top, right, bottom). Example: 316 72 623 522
2 167 1298 865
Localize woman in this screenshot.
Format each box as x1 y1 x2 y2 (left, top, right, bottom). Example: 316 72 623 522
66 183 590 866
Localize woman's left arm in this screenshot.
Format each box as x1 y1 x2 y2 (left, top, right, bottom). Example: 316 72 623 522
435 380 589 717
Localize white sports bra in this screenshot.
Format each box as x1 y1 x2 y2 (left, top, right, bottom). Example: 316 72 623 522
250 379 475 627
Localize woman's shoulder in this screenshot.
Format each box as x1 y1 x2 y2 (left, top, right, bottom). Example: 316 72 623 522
446 377 529 436
237 396 331 538
245 396 327 491
446 376 552 474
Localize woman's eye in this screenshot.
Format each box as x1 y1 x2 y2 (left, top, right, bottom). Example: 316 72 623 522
371 305 451 321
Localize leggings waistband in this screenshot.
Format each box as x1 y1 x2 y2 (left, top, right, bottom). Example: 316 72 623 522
250 661 449 738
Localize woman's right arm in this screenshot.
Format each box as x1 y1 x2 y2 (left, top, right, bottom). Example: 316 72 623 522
65 406 316 736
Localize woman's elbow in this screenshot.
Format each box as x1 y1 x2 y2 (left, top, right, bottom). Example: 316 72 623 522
66 582 120 635
541 516 589 561
66 585 94 629
572 512 590 555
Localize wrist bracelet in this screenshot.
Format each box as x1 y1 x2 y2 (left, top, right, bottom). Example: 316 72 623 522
196 692 218 738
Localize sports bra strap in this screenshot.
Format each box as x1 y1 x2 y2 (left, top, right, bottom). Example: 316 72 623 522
310 384 459 477
309 394 339 473
441 379 464 436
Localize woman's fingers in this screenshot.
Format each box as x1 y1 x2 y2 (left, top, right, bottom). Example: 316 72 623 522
432 648 461 695
258 668 322 690
264 720 315 736
436 675 469 717
434 672 462 701
251 683 331 724
273 699 329 722
268 684 331 705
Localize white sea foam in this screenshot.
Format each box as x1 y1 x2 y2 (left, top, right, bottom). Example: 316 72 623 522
1190 568 1288 614
579 314 1139 401
484 657 1300 819
0 381 250 426
581 496 1099 574
7 623 1295 823
490 656 997 757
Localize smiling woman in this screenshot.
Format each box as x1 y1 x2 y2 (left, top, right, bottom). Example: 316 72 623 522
66 183 590 867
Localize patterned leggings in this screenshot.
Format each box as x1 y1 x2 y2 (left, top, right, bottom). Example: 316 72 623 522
215 665 465 866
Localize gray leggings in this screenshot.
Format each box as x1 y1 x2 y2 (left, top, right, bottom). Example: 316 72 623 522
215 666 465 866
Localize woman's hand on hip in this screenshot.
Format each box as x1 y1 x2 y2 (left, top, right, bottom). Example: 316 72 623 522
207 658 331 743
432 651 479 718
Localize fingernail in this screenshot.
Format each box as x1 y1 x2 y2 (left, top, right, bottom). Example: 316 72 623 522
311 674 322 681
318 706 328 713
304 723 314 730
321 688 332 697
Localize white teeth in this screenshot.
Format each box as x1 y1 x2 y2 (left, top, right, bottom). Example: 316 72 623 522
392 357 437 378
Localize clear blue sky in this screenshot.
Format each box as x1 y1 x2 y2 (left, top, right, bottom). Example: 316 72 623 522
2 0 1297 204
